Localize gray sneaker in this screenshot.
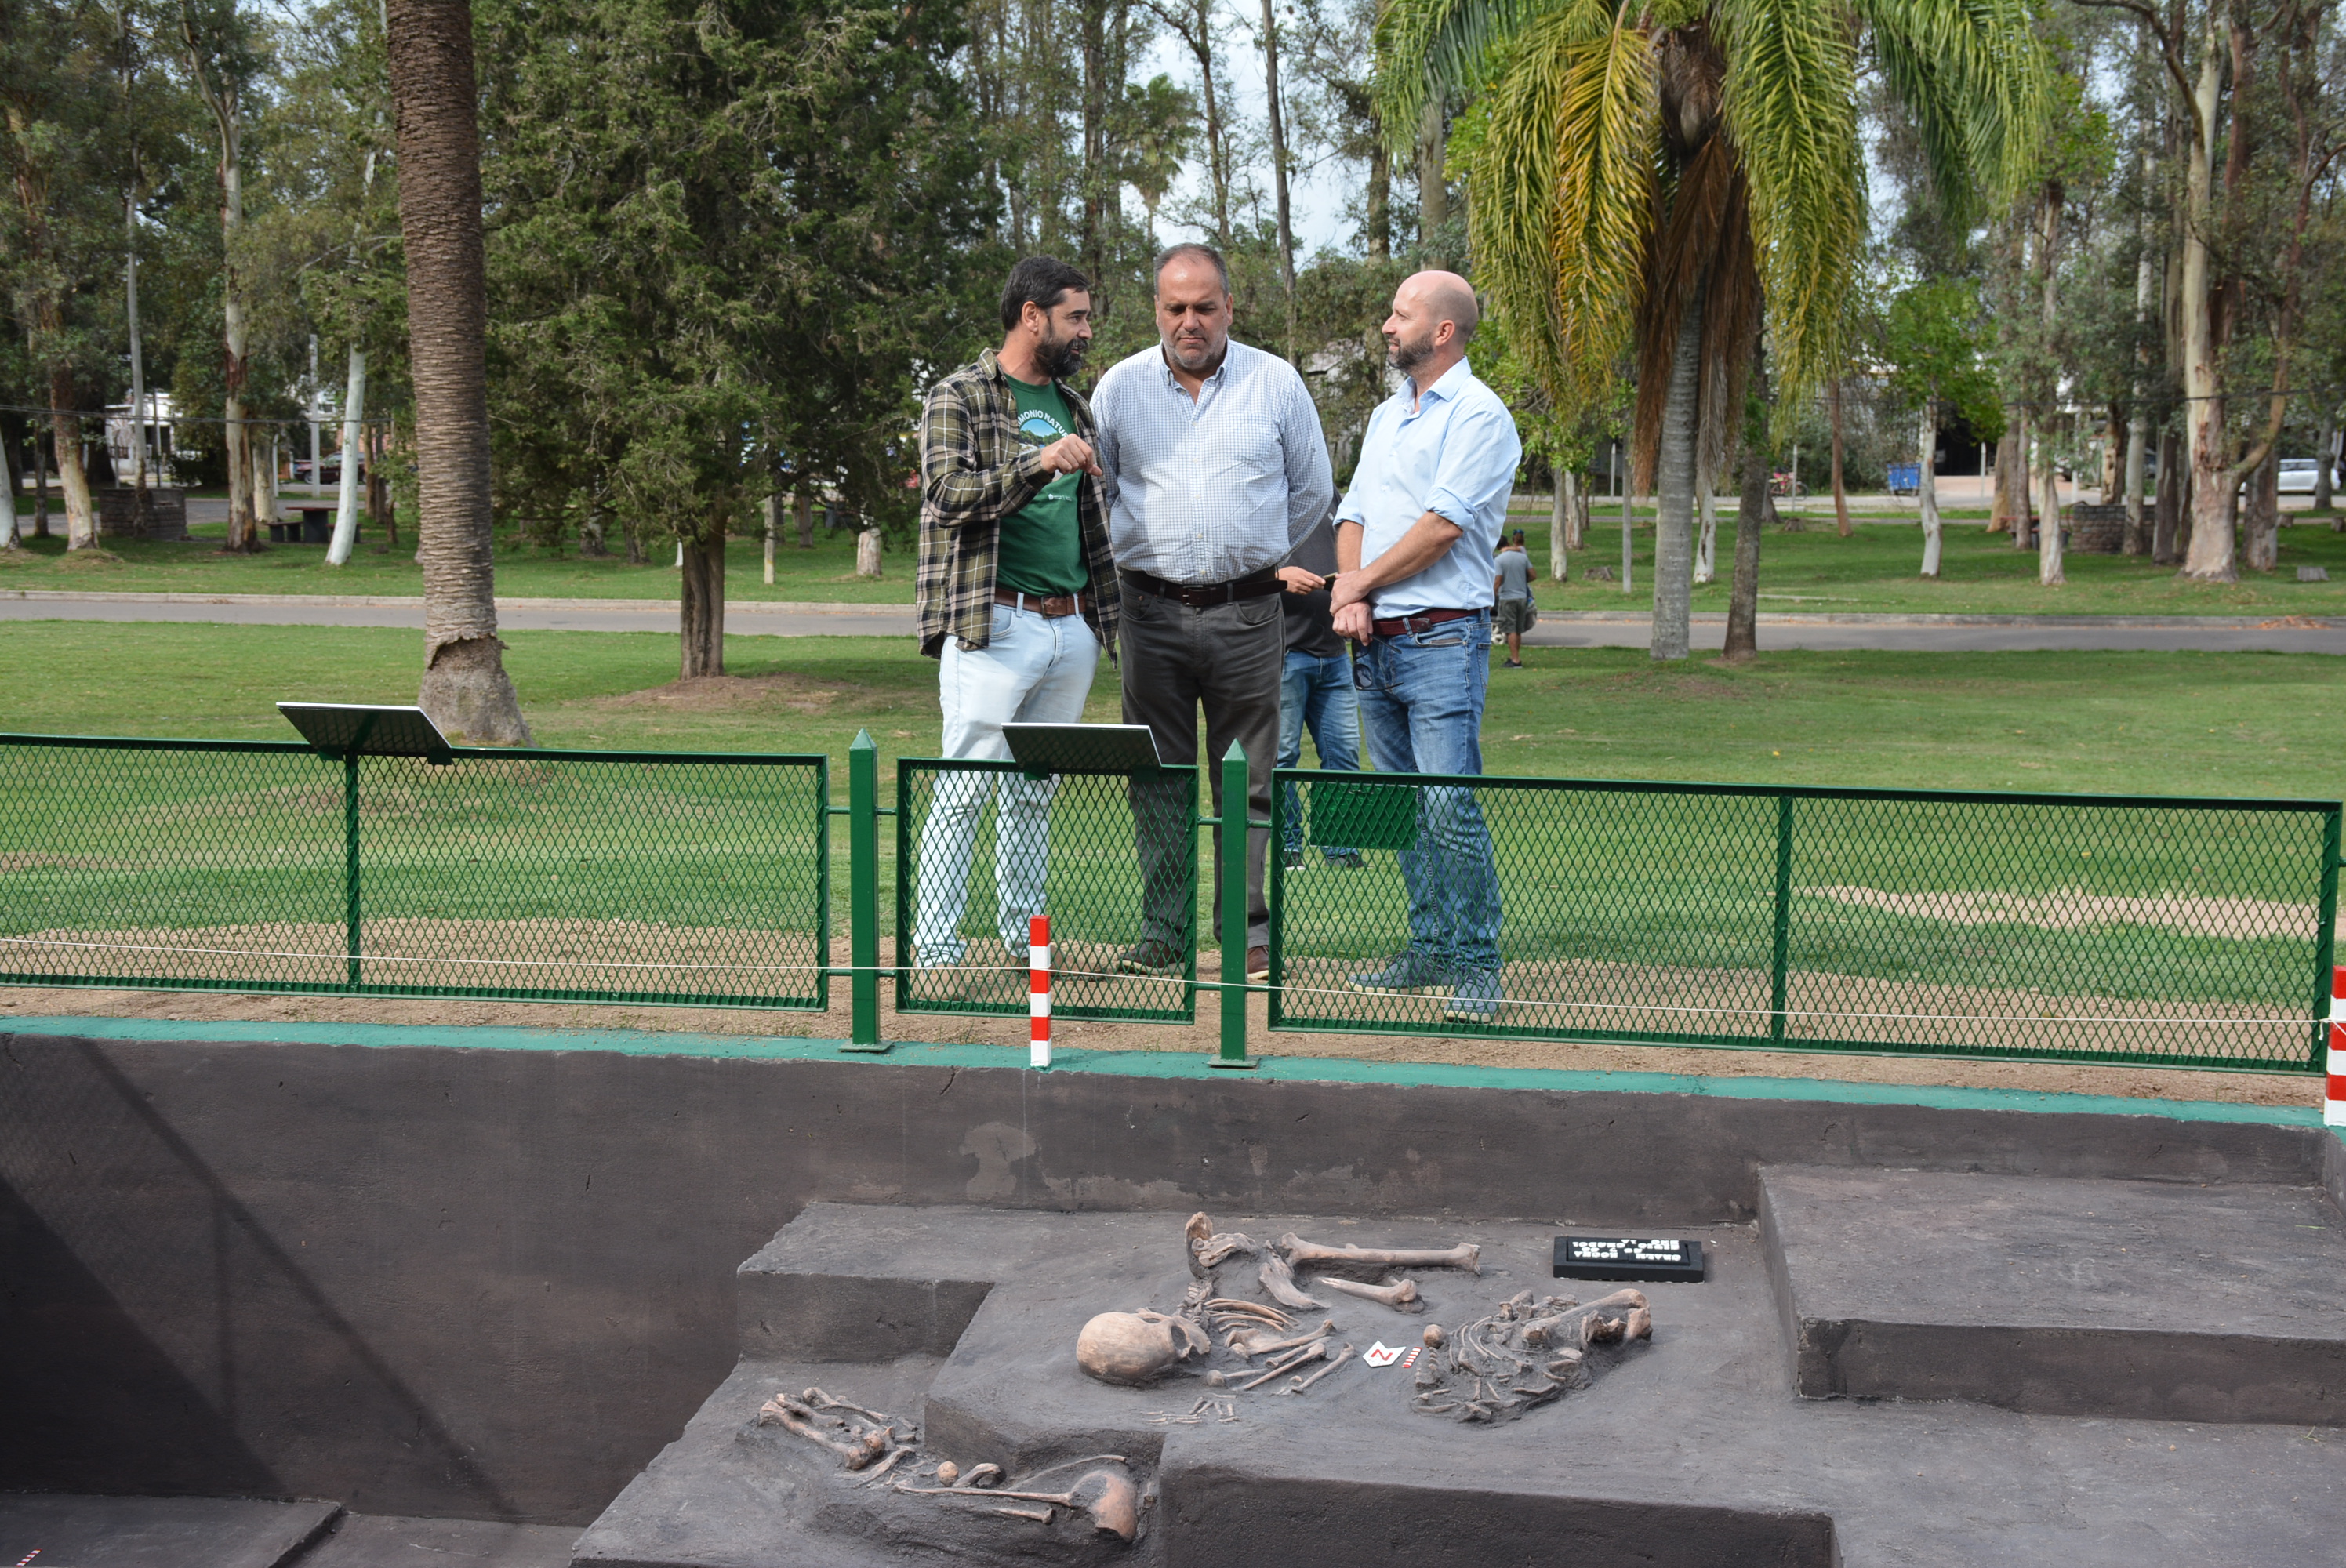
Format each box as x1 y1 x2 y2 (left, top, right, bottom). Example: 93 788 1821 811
1115 938 1184 977
1349 949 1450 994
1322 850 1365 869
1443 971 1504 1023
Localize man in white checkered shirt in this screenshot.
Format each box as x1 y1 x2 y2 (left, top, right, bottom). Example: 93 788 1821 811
1091 243 1335 979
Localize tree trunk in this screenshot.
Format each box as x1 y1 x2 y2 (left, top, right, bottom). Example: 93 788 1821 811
1259 0 1295 359
2010 414 2034 550
2123 406 2150 554
2177 18 2235 582
125 185 151 536
1650 282 1703 661
855 525 882 577
1723 341 1768 662
367 423 394 546
390 0 532 746
0 412 19 550
253 432 277 541
1365 137 1389 260
1416 99 1447 252
48 372 96 550
2153 426 2182 562
2036 430 2064 586
1694 480 1716 586
1919 400 1943 578
795 492 814 549
1989 410 2021 532
1549 476 1568 579
2101 404 2123 499
762 494 777 583
2242 452 2279 572
680 528 724 677
328 348 367 564
1828 379 1850 536
2315 402 2336 512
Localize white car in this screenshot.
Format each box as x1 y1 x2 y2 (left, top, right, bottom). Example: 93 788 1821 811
2278 459 2322 494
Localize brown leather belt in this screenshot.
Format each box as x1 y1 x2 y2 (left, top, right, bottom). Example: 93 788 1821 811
1120 567 1283 608
1371 607 1478 638
994 587 1085 618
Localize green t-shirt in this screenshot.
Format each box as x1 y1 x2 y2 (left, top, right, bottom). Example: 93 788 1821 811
997 375 1088 597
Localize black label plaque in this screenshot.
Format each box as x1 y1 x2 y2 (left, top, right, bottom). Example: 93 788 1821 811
1553 1236 1705 1283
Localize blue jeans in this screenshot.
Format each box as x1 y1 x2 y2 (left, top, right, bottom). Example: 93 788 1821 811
1353 610 1502 976
1277 648 1360 854
913 603 1101 964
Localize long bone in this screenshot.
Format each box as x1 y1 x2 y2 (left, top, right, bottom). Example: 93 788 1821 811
801 1388 893 1425
897 1469 1139 1541
1285 1343 1356 1392
757 1396 888 1469
1258 1252 1325 1309
1228 1318 1336 1359
1279 1232 1481 1277
1311 1274 1422 1312
1238 1338 1327 1390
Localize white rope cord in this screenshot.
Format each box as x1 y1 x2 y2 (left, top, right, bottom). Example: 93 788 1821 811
1 936 2313 1030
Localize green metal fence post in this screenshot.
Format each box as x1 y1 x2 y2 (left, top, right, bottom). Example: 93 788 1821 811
2313 805 2341 1068
343 750 361 989
841 730 887 1052
1770 793 1795 1043
1211 742 1256 1068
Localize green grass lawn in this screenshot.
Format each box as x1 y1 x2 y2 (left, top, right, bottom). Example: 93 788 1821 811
2 619 2337 801
9 506 2346 615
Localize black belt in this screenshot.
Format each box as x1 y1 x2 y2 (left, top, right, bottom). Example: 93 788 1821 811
1371 608 1478 637
1120 566 1283 608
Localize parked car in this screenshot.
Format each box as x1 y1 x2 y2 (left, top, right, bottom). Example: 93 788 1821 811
2277 458 2322 494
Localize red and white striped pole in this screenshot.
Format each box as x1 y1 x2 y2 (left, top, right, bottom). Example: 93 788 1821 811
2326 964 2344 1129
1030 914 1052 1070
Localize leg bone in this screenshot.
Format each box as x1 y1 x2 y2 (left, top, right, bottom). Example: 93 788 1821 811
1312 1274 1422 1312
1279 1232 1481 1277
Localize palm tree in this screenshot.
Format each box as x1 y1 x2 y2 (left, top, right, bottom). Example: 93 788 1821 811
385 0 530 743
1376 0 2050 659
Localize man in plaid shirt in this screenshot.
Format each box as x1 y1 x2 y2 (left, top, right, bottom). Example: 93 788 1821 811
908 256 1122 975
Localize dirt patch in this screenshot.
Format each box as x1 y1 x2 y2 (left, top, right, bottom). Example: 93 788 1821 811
0 936 2319 1111
590 673 853 714
1808 884 2342 941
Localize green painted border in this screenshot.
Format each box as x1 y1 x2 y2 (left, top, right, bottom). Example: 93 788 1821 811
4 1013 2329 1133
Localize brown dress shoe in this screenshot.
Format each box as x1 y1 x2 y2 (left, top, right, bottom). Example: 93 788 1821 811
1246 945 1269 982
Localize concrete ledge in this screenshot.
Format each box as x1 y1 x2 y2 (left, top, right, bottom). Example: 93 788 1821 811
1761 1165 2346 1424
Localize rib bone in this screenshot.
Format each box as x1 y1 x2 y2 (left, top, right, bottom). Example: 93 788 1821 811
1311 1274 1422 1312
1258 1252 1324 1309
1279 1232 1481 1277
1204 1298 1291 1326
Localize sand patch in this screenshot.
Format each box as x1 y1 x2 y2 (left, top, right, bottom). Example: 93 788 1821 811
590 673 852 714
1807 884 2340 941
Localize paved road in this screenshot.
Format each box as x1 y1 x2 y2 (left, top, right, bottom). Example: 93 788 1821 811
3 590 2342 652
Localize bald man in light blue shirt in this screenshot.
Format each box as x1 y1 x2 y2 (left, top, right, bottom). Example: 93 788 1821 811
1327 270 1521 1023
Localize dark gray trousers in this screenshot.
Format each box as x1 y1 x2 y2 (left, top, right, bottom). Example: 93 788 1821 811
1119 586 1282 950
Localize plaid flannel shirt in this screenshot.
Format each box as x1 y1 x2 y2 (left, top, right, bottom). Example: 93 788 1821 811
915 347 1121 659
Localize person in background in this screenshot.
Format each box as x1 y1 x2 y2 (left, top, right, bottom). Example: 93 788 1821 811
1273 511 1364 870
908 256 1120 974
1494 529 1535 667
1327 270 1520 1022
1091 242 1335 982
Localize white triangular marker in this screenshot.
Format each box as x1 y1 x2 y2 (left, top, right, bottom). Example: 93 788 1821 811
1363 1341 1401 1368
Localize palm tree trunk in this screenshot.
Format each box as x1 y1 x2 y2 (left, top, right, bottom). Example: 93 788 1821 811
387 0 531 745
1650 282 1703 661
1723 341 1768 663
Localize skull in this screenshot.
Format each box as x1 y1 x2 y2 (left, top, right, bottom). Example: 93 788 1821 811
1076 1308 1209 1386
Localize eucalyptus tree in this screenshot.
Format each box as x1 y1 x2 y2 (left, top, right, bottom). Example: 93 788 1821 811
1378 0 2050 659
177 0 266 550
1882 276 2000 578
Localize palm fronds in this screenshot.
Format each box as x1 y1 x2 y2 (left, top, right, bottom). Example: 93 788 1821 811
1854 0 2052 218
1373 0 1571 157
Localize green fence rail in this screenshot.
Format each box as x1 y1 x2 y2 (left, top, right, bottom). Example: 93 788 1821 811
4 731 2337 1074
1271 770 2342 1073
0 735 830 1009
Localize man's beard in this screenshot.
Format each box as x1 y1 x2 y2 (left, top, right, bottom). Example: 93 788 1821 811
1037 327 1088 380
1385 329 1436 376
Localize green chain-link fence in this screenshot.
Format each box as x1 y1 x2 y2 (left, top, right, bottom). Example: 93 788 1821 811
0 735 830 1008
1270 771 2341 1072
893 757 1197 1022
5 731 2337 1073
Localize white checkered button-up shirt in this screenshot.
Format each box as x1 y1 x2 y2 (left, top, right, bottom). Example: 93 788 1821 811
1091 339 1335 586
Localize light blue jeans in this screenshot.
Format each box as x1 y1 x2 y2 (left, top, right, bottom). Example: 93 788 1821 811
1277 648 1360 855
913 603 1100 964
1353 610 1502 976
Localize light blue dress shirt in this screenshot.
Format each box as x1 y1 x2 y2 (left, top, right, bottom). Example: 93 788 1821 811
1091 339 1335 585
1336 358 1522 619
